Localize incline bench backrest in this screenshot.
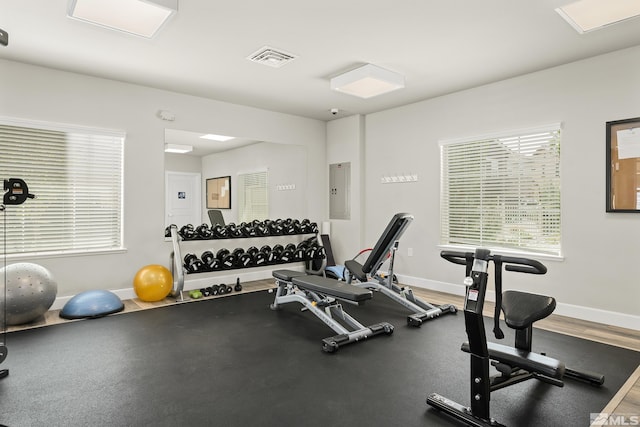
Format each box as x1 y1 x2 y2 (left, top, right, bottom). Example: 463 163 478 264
361 213 414 275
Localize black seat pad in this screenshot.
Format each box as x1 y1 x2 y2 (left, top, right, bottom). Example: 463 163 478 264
292 275 373 303
502 290 555 329
344 260 367 282
462 341 565 379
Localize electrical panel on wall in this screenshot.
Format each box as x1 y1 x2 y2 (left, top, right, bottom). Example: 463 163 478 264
329 162 351 220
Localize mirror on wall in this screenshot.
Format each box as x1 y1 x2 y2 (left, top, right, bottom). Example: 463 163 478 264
606 117 640 212
164 128 308 227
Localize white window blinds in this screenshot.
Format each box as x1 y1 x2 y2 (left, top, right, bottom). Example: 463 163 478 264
237 170 268 223
0 118 124 256
440 124 561 256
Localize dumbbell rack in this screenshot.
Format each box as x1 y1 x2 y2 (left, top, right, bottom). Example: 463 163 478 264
167 219 324 300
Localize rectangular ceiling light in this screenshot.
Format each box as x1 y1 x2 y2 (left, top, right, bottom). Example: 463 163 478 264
200 134 235 141
164 143 192 154
68 0 177 38
331 64 405 99
556 0 640 33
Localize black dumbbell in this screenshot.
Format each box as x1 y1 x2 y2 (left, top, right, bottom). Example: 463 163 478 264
211 224 227 238
254 222 270 236
240 222 258 237
234 278 242 292
254 250 268 266
232 248 245 258
196 224 213 239
222 254 237 269
225 223 243 238
179 224 197 240
164 224 177 238
268 244 284 264
218 284 227 295
211 284 220 295
201 251 221 271
268 220 284 235
246 246 259 257
184 253 205 273
284 219 299 234
216 248 230 261
294 246 306 261
238 252 254 268
304 243 319 261
279 248 294 263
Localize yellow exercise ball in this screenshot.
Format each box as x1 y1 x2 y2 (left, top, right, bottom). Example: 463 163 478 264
133 264 173 302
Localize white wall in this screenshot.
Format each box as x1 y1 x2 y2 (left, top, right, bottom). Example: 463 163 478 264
165 152 201 174
201 141 309 225
363 46 640 328
0 59 326 299
326 115 365 262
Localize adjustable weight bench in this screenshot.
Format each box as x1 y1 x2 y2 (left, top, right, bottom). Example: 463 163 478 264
344 213 457 326
270 269 394 353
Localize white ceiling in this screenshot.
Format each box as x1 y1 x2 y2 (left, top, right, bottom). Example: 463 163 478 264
164 128 260 156
2 0 640 124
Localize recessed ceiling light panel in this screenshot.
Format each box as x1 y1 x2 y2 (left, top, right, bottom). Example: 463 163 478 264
165 143 192 154
68 0 177 38
200 134 235 142
331 64 405 99
556 0 640 33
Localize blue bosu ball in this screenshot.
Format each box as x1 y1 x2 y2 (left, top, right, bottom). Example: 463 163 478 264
60 290 124 320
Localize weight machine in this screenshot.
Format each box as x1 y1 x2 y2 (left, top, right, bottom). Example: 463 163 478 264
427 248 604 426
1 178 35 380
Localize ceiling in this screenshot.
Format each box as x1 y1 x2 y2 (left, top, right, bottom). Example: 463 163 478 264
2 0 640 124
164 128 260 156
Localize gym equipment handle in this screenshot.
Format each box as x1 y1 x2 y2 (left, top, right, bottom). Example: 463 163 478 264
440 250 546 275
501 256 547 275
440 250 473 266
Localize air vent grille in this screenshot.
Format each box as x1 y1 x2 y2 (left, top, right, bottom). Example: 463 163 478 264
247 46 297 68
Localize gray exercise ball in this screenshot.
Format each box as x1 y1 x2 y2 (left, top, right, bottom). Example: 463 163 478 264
1 263 58 325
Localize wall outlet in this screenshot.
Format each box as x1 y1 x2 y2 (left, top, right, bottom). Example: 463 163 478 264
408 247 413 257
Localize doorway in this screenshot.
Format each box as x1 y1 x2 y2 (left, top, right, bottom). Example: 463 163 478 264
165 171 202 227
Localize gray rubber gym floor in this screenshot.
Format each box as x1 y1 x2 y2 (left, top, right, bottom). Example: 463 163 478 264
1 290 638 426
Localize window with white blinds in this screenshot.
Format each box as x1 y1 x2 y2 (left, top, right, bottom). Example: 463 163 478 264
0 118 124 256
237 170 268 223
440 124 561 256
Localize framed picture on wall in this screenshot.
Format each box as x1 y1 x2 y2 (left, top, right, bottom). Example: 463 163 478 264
206 176 231 209
606 117 640 212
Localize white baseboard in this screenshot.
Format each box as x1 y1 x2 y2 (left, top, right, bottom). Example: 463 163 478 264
51 267 295 311
398 274 640 331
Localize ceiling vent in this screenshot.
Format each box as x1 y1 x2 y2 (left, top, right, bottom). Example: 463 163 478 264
247 46 297 68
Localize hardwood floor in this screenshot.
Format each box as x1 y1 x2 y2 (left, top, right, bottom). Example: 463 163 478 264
5 279 639 423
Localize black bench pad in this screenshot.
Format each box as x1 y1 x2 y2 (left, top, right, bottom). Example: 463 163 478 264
272 269 309 281
292 275 373 303
462 341 565 379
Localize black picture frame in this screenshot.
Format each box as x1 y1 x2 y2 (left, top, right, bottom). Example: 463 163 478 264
606 117 640 212
206 176 231 209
